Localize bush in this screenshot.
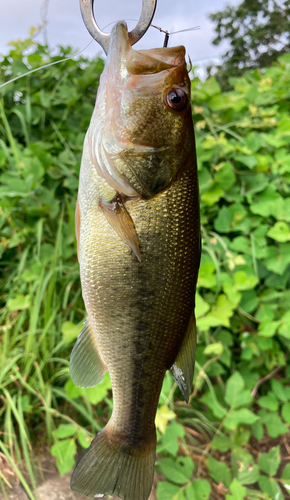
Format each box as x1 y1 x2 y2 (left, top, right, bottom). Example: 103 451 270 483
1 32 290 500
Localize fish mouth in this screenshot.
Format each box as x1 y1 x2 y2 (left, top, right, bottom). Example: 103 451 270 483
108 21 187 78
88 21 190 198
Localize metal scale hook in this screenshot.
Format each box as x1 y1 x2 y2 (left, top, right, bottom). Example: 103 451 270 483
80 0 157 54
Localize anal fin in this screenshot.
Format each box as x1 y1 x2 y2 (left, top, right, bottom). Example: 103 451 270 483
70 319 107 388
170 313 196 403
99 194 141 262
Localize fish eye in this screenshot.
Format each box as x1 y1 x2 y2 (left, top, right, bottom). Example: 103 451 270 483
166 88 188 111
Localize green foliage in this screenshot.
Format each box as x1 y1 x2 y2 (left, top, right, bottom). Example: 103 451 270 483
208 0 290 89
0 33 104 499
1 32 290 500
159 53 290 498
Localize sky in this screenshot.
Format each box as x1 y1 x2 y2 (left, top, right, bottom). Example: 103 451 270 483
0 0 241 75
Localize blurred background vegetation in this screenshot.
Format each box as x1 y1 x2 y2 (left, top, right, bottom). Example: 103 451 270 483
1 1 290 499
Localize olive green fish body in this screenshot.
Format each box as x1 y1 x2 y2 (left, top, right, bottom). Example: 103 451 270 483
70 21 200 500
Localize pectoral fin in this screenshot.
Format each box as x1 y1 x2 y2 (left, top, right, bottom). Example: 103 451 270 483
170 313 196 403
99 195 141 262
70 319 107 388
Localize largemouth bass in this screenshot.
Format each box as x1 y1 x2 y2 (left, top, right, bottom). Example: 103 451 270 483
70 20 200 500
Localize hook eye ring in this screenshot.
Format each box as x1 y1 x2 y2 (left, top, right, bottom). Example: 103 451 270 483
80 0 157 55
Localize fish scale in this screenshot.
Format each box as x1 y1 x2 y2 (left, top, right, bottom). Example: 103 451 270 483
80 148 198 434
70 21 200 500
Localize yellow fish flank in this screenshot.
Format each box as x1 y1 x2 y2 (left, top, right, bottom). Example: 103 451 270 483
70 21 200 500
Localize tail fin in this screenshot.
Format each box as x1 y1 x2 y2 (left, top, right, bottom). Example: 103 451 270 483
71 425 156 500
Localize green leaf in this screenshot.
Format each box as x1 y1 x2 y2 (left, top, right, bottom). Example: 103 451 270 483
54 424 77 439
195 292 210 318
7 294 30 311
220 346 232 367
64 379 82 399
231 449 260 485
214 206 232 233
278 310 290 338
203 343 223 357
61 321 82 343
250 186 281 217
267 222 290 242
251 421 264 441
225 479 246 500
159 457 194 485
155 405 176 435
22 157 44 184
157 482 183 500
77 430 92 449
50 439 76 476
240 290 259 313
234 271 258 291
258 446 281 476
259 410 288 437
236 462 260 486
207 457 232 488
223 283 241 306
258 320 280 337
223 409 258 430
281 463 290 494
215 330 234 347
211 435 231 452
185 479 211 500
156 421 185 455
197 263 216 289
201 184 223 206
82 372 111 405
210 294 236 327
225 372 252 409
257 392 279 411
225 372 243 405
215 162 235 191
236 155 258 169
201 78 221 97
271 379 289 402
200 391 227 419
281 402 290 424
259 476 283 500
264 243 290 275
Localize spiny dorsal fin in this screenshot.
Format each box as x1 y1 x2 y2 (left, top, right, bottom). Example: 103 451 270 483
170 313 196 403
70 319 107 388
99 195 141 262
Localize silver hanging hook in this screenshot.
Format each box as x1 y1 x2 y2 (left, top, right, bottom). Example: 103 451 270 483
80 0 157 55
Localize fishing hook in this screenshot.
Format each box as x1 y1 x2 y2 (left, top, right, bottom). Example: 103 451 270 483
80 0 157 55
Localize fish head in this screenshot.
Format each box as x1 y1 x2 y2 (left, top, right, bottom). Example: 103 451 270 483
88 22 195 198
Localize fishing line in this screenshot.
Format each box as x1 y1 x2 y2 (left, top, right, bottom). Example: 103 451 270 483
0 40 95 89
0 20 200 89
151 24 200 47
0 19 139 90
